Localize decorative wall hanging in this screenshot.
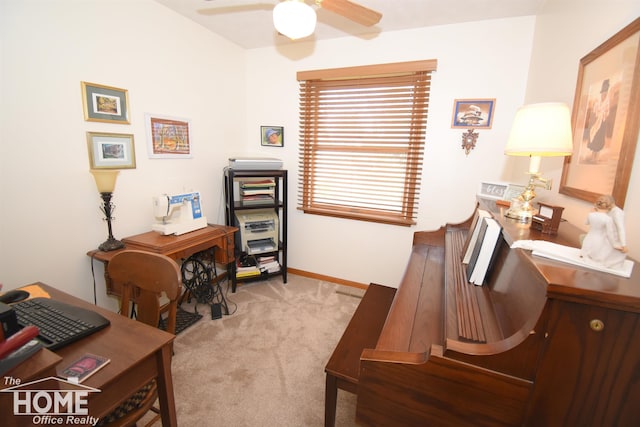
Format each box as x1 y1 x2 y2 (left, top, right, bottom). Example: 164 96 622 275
453 99 495 155
560 18 640 207
461 129 478 155
261 126 284 147
81 82 130 124
145 113 192 158
87 132 136 169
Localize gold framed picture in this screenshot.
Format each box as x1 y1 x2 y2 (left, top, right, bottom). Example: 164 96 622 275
87 132 136 169
81 82 130 124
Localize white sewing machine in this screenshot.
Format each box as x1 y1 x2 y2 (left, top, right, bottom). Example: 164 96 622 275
152 191 208 235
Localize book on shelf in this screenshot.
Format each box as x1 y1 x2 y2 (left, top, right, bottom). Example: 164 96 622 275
466 217 502 286
239 178 276 188
257 256 280 273
240 194 275 205
461 209 492 264
236 269 261 278
240 188 275 196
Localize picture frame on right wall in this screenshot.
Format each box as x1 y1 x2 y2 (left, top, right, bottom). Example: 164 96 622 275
560 18 640 208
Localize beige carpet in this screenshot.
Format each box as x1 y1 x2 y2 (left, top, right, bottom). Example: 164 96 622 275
164 274 364 426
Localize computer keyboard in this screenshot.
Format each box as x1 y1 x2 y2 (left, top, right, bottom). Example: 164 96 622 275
12 298 110 350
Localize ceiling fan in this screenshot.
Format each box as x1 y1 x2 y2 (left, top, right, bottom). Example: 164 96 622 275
204 0 382 40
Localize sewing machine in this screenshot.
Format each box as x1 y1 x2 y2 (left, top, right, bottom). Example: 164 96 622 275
152 192 208 235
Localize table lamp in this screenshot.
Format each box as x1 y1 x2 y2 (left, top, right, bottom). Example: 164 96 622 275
90 169 125 251
504 102 573 222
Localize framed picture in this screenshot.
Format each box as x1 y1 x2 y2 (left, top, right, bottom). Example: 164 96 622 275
560 18 640 207
87 132 136 169
81 82 130 124
145 113 192 158
478 181 508 200
451 99 496 129
261 126 284 147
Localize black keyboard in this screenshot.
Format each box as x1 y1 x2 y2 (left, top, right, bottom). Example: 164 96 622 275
13 298 110 350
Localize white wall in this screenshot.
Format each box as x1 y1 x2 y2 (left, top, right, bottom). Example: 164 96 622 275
519 0 640 256
245 17 536 287
2 0 638 305
0 0 246 306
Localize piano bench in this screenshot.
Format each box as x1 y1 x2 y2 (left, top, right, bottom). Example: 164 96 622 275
324 283 396 427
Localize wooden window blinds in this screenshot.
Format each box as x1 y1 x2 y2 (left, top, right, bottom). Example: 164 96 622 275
297 60 437 226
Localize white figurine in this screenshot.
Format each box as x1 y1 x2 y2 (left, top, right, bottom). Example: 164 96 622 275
581 195 627 269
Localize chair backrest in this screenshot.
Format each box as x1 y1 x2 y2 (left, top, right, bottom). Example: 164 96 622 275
108 250 182 334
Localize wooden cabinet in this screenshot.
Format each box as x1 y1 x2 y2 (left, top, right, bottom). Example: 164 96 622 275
223 168 287 292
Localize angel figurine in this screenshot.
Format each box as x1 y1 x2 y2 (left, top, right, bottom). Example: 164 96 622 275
580 195 627 269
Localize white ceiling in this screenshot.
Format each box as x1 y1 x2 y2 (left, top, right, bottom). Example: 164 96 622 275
153 0 544 49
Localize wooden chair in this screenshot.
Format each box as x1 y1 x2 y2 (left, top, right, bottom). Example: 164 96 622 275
100 250 182 427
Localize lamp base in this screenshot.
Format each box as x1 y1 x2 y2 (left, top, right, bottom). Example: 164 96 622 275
505 206 534 223
99 237 125 252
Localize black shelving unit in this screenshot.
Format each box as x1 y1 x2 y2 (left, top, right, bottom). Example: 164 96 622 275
224 168 287 292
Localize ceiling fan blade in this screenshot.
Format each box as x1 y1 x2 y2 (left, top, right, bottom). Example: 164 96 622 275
317 0 382 27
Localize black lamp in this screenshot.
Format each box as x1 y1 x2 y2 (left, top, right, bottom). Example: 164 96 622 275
90 169 125 251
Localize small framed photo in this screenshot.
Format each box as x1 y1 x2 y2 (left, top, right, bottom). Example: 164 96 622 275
87 132 136 169
145 113 192 158
261 126 284 147
451 98 496 129
478 181 508 200
81 82 130 124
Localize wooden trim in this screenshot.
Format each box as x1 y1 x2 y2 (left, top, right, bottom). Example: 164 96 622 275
297 59 438 81
287 267 369 290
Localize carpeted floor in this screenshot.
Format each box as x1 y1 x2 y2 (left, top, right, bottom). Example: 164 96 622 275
148 274 364 426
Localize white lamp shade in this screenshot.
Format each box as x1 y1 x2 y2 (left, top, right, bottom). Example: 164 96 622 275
273 0 317 40
91 169 119 193
504 102 574 156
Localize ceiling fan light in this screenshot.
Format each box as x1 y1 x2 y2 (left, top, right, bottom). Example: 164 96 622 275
273 0 317 40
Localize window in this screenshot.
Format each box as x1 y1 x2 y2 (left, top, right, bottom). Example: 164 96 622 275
297 60 437 226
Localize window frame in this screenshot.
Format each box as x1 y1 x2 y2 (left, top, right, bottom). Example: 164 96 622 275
297 60 437 226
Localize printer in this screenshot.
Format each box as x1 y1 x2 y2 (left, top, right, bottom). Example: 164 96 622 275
235 209 279 255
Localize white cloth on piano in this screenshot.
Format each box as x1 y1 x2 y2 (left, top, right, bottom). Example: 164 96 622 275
511 239 634 278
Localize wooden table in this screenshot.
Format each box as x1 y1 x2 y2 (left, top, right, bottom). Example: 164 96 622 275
88 224 238 296
0 283 177 426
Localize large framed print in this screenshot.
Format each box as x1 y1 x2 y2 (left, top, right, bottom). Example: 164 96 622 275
81 82 130 124
87 132 136 169
145 113 192 158
560 18 640 207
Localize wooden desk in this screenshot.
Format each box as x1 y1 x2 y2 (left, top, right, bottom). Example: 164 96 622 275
0 283 177 426
88 224 238 295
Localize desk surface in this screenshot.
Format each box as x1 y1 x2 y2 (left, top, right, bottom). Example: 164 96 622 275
88 224 237 264
1 283 177 427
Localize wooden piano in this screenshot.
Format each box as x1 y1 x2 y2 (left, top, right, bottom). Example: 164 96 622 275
325 201 640 426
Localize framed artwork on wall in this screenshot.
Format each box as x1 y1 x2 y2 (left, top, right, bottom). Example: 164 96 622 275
261 126 284 147
81 82 130 124
145 113 192 158
560 18 640 207
87 132 136 169
451 99 496 129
